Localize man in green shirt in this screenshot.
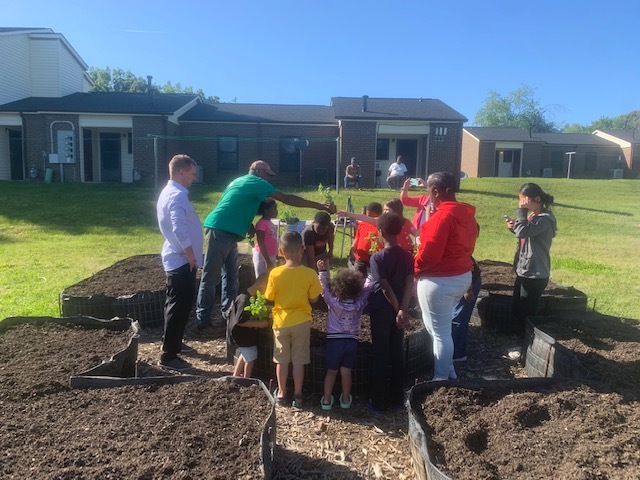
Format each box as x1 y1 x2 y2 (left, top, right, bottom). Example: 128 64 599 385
195 160 336 333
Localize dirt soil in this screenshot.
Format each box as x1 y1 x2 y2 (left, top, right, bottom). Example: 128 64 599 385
6 254 638 478
0 323 271 479
419 381 640 479
532 311 640 400
477 259 584 297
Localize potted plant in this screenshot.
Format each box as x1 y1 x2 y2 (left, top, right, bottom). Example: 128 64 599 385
244 290 269 322
279 205 299 225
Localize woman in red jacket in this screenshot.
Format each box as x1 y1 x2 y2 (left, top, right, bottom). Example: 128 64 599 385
414 172 478 381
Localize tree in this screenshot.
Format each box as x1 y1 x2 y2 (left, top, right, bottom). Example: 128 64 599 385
564 111 640 133
474 84 558 132
88 67 219 103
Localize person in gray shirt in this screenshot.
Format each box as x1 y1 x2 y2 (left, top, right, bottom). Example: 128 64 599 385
505 183 557 337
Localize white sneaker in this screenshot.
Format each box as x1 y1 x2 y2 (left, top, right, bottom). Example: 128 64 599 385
507 347 521 361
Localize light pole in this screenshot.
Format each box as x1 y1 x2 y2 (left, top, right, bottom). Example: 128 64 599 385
565 151 576 179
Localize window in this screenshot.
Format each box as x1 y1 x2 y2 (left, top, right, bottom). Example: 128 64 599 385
217 136 238 171
551 151 564 175
279 137 299 172
376 139 389 160
585 152 597 172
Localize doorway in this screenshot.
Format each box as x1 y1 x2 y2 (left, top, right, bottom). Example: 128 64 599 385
100 132 121 182
8 129 23 180
396 139 418 177
83 129 93 182
495 150 521 177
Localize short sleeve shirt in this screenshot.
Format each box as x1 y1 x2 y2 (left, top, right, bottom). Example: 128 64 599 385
203 175 276 237
352 222 381 263
368 245 414 310
303 224 334 256
254 218 279 257
388 162 407 177
264 265 323 329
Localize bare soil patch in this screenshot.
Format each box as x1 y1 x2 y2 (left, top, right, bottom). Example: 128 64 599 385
0 323 271 479
418 380 640 479
478 259 584 297
532 311 640 399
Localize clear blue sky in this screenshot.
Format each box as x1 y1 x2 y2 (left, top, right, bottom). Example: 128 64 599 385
4 0 639 126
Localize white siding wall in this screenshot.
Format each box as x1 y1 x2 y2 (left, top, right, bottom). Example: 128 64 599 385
59 44 87 95
0 35 32 104
29 38 60 97
0 131 11 180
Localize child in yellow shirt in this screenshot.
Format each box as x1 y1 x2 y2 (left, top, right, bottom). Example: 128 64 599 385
265 231 322 407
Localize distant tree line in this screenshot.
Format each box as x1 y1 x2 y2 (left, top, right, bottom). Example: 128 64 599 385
88 66 220 103
474 84 639 133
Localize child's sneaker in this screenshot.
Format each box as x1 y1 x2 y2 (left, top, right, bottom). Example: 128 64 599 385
339 393 352 409
292 393 304 408
320 395 334 411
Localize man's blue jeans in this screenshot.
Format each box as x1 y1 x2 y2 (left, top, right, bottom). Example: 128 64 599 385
196 228 239 326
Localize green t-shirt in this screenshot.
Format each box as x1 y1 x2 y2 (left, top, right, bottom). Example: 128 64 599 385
203 174 277 237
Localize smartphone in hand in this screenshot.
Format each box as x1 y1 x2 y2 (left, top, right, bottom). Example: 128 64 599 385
409 178 420 187
503 215 512 222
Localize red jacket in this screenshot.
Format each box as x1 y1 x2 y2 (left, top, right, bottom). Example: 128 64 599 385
414 201 478 278
401 194 431 230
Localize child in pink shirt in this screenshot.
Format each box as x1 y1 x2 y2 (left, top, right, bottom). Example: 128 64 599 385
252 198 279 277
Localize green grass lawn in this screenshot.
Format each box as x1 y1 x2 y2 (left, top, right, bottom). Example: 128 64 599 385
1 178 638 320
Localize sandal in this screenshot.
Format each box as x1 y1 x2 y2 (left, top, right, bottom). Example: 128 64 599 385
339 393 352 409
292 393 304 408
320 395 334 411
273 388 286 406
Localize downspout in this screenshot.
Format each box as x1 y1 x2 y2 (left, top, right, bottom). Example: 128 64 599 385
20 113 27 180
335 136 340 194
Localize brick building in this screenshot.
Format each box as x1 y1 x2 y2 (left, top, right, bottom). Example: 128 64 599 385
462 127 629 179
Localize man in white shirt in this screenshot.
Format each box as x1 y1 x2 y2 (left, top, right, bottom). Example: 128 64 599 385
387 155 408 190
156 154 203 370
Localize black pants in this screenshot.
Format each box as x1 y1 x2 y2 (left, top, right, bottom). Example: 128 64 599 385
511 276 548 337
161 263 197 361
369 304 405 409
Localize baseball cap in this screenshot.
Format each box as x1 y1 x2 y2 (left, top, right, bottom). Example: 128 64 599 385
249 160 276 176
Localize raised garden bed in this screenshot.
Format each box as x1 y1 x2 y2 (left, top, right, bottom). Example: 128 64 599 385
248 308 431 397
476 260 588 334
408 378 640 479
60 253 255 329
524 311 640 400
0 317 275 479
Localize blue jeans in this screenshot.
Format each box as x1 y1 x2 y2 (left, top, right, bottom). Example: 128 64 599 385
344 175 361 188
196 228 240 326
451 274 482 359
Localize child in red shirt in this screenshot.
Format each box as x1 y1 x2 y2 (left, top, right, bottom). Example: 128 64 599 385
347 202 383 278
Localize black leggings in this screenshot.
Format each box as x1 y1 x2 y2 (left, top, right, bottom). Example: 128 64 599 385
511 276 549 337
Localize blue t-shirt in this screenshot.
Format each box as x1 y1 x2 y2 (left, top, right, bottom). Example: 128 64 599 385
368 245 414 311
203 174 276 237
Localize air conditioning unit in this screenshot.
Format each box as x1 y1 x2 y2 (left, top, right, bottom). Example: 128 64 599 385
542 168 553 178
611 168 624 179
